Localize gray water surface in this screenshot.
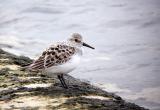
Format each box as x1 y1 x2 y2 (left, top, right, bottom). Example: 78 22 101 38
0 0 160 109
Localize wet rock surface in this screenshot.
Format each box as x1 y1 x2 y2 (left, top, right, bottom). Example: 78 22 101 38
0 49 148 110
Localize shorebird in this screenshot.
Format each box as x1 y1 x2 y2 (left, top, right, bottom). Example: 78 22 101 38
29 33 95 88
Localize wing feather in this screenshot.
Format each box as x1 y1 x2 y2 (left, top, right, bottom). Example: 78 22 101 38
29 44 76 70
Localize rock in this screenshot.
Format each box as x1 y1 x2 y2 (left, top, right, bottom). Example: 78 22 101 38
0 68 10 75
0 49 149 110
12 55 33 66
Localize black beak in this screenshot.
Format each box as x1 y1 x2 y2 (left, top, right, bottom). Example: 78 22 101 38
82 42 95 49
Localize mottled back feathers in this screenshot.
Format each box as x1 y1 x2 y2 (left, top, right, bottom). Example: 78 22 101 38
29 43 76 70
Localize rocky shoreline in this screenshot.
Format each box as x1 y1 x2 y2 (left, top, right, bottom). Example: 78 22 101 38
0 48 148 110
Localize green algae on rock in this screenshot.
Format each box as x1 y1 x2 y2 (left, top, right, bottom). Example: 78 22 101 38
0 49 148 110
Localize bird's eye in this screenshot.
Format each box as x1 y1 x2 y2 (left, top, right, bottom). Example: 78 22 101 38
75 39 78 42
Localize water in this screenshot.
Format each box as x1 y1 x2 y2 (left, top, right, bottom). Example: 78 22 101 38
0 0 160 109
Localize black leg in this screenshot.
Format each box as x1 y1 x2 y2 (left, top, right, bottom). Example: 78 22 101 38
60 74 68 89
57 75 65 88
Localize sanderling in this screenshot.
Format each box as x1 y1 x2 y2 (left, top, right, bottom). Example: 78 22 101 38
29 33 95 88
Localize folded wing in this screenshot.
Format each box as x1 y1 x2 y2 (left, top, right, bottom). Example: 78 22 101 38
29 44 76 71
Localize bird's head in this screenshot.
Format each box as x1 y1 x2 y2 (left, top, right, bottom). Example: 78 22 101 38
68 33 95 49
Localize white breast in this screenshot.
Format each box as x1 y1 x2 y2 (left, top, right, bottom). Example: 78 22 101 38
45 54 81 77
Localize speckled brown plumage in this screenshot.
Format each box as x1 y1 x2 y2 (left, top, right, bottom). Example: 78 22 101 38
29 44 76 70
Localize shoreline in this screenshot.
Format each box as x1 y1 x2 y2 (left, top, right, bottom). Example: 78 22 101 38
0 48 149 110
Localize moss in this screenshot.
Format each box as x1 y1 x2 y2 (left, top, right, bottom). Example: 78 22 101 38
0 49 148 110
12 55 33 66
1 84 7 88
0 68 10 75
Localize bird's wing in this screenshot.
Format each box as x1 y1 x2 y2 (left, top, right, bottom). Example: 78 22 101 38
29 43 76 70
